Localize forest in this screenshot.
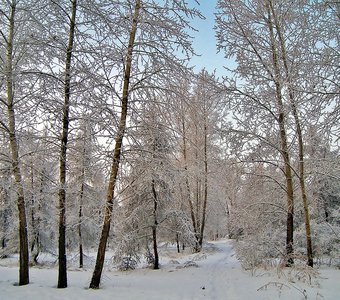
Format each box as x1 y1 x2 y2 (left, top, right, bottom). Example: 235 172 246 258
0 0 339 293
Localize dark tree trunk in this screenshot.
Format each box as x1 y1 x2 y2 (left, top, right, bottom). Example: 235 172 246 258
78 182 84 268
78 123 88 269
89 0 141 289
176 233 180 253
195 179 201 252
194 123 202 252
78 204 83 268
151 180 159 270
152 226 159 269
57 189 67 288
57 0 78 288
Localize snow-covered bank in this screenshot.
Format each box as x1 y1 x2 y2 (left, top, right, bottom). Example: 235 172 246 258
0 240 339 299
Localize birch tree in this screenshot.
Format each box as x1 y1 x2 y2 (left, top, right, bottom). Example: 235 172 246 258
51 0 78 288
264 0 313 267
0 0 35 285
89 0 141 288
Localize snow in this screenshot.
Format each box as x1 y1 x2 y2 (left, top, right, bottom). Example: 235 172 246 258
0 240 339 300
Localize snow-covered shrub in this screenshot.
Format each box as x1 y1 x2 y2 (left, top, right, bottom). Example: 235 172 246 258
183 260 199 268
112 229 141 269
236 240 266 274
311 222 340 266
117 256 138 271
235 228 286 274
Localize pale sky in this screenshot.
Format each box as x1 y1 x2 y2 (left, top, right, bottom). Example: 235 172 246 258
189 0 227 78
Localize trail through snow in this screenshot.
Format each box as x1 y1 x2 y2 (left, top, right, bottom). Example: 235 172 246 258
0 239 339 299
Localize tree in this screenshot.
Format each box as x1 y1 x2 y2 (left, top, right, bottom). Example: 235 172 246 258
89 0 141 289
264 0 313 267
55 0 78 288
215 0 298 265
0 0 31 285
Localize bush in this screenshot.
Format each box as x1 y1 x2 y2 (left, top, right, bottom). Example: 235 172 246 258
117 256 138 271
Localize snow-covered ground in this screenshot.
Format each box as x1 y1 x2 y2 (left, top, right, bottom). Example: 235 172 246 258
0 240 339 299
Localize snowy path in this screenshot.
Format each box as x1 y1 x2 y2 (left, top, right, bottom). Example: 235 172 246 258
0 239 339 299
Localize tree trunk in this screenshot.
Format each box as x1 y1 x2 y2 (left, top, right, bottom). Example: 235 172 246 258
199 122 208 248
6 1 29 286
33 172 44 264
57 0 77 288
1 176 10 251
78 182 84 268
268 1 313 267
89 0 141 289
30 163 40 264
176 233 180 253
181 118 198 246
151 180 159 270
195 176 201 251
265 2 295 266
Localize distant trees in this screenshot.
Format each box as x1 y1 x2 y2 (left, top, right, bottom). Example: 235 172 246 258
172 71 225 251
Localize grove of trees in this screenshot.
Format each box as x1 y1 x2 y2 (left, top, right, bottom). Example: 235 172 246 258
0 0 338 289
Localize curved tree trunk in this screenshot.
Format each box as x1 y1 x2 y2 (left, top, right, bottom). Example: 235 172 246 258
89 0 141 289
